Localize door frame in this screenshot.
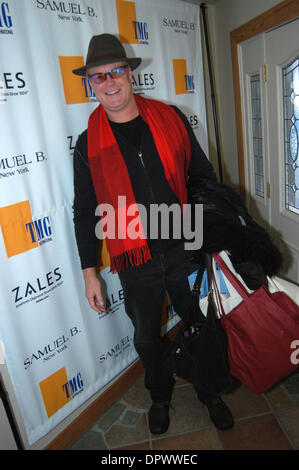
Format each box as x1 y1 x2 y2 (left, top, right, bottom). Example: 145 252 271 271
231 0 299 200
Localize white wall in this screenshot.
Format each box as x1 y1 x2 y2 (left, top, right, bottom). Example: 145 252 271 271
202 0 282 187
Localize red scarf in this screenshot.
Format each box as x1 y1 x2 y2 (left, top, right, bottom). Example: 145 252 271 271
88 94 191 273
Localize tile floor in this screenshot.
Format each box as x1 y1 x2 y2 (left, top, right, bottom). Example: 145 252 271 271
71 368 299 451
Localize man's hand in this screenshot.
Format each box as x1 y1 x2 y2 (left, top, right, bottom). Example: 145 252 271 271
83 267 106 314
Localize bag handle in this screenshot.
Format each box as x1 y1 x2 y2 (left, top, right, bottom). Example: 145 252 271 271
180 252 207 329
191 254 207 296
205 253 226 317
204 253 213 295
213 253 250 299
179 252 214 330
207 255 226 317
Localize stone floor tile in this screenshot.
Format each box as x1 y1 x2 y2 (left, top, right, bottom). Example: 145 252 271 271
152 385 211 437
70 430 108 450
121 384 152 411
275 407 299 449
92 402 126 433
70 372 299 451
119 409 143 427
282 369 299 395
222 384 270 419
116 441 151 450
217 414 293 450
265 385 292 409
152 429 221 450
105 413 149 449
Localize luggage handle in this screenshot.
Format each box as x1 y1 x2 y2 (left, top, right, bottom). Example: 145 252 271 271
207 255 226 317
213 253 250 299
205 253 226 318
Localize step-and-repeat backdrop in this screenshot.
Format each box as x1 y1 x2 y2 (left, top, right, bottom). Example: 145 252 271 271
0 0 208 445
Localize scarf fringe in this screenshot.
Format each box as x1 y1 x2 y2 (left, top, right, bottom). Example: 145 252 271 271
110 244 152 273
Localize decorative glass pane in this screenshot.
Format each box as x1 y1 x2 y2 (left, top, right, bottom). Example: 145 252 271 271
283 57 299 215
250 74 264 197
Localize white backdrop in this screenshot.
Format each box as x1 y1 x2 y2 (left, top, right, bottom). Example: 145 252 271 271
0 0 208 446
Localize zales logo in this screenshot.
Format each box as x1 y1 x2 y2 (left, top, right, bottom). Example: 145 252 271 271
101 287 124 317
188 114 199 130
132 71 155 94
12 267 62 308
67 135 78 155
0 72 29 103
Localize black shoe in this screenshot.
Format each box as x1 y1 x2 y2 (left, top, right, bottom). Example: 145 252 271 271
148 402 170 434
205 397 234 430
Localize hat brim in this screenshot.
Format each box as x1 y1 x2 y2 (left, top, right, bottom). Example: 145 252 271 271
72 57 141 76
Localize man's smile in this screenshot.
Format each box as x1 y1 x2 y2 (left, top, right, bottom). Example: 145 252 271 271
106 89 121 96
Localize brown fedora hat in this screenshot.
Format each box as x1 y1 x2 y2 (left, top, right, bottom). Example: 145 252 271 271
72 33 141 76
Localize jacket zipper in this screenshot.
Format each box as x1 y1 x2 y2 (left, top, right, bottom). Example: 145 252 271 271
113 126 165 259
138 149 155 201
138 131 156 205
138 135 165 264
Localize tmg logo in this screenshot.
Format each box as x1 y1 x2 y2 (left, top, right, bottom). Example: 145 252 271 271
172 59 195 95
40 367 84 418
59 56 95 104
0 2 13 34
0 201 52 257
116 0 149 45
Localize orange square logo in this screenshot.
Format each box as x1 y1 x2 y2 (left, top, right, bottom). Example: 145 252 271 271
116 0 138 44
97 239 111 272
0 201 38 257
59 56 90 104
173 59 188 94
39 367 71 418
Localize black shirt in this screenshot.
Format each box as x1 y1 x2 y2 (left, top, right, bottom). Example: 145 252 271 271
110 115 146 149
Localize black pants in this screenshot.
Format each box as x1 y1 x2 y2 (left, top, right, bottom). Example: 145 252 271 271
119 242 204 403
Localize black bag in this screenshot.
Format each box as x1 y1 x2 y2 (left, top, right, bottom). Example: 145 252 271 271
170 253 232 401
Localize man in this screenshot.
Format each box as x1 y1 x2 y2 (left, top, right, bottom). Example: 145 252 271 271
72 33 234 434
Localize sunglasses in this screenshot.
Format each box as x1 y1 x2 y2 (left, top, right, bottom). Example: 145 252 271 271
88 65 129 84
